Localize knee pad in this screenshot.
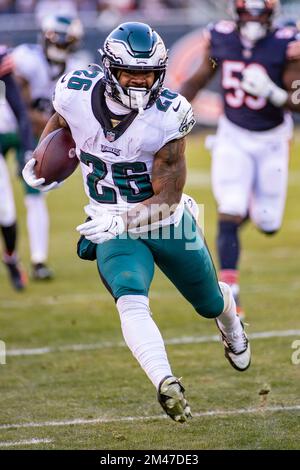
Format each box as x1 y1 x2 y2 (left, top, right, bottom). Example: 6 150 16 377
251 207 281 235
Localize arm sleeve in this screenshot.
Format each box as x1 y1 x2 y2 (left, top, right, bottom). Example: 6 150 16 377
12 45 35 82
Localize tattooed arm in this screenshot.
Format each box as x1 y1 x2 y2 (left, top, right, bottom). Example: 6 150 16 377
123 137 187 231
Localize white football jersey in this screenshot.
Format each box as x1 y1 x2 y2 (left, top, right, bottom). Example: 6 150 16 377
53 69 196 231
0 44 90 134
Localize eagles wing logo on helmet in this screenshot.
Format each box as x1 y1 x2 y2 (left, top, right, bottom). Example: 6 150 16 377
100 22 168 112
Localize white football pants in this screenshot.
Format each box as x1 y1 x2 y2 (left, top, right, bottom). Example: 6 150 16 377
210 115 292 233
25 194 49 264
0 153 16 226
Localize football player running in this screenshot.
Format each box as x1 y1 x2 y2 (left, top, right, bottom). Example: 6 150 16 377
23 22 251 423
0 46 35 290
0 14 83 281
180 0 300 317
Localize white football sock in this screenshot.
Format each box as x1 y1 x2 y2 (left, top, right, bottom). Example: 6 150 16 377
25 194 49 264
116 295 173 389
217 282 243 333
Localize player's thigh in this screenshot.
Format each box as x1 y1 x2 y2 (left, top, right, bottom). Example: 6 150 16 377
251 140 289 232
211 137 254 217
96 237 155 300
148 209 224 318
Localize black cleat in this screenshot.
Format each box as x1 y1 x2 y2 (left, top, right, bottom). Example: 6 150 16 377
31 263 53 281
3 254 27 291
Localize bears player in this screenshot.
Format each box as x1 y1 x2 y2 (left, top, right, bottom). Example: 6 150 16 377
0 14 83 280
0 46 35 290
179 0 300 317
23 22 251 423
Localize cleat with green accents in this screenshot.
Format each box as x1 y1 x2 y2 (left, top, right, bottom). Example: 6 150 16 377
157 376 192 423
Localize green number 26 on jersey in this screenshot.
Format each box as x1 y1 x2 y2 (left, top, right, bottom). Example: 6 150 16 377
80 151 154 204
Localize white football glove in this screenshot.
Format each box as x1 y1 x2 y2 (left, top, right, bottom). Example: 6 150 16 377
76 205 126 244
22 158 62 192
241 65 288 107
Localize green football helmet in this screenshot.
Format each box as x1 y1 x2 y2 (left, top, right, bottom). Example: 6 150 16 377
41 15 83 64
100 22 168 111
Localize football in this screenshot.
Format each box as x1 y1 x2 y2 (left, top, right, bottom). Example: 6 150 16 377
33 128 78 185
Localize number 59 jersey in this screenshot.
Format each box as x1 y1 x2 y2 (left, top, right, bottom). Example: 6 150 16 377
209 21 297 131
53 68 195 228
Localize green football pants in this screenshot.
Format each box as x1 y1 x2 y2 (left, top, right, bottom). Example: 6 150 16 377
77 209 224 319
0 132 40 195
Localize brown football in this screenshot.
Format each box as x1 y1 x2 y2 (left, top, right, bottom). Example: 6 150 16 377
33 128 78 184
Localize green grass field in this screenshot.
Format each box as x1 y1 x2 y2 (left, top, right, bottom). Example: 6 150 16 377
0 132 299 450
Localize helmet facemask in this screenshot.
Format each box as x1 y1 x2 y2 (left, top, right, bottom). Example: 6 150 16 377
233 0 279 42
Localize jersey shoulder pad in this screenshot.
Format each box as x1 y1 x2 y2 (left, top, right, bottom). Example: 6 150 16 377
53 69 103 122
12 44 38 79
162 92 196 144
213 20 236 35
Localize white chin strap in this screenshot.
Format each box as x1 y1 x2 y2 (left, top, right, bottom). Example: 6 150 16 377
117 85 150 114
240 22 268 43
46 45 68 63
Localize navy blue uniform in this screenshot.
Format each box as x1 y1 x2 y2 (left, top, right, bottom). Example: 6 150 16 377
210 21 296 131
0 46 34 166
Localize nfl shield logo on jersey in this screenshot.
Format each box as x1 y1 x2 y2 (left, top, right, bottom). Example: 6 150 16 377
106 131 116 142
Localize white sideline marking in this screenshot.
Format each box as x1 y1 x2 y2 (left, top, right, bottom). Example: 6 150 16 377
6 329 300 357
0 405 299 431
0 438 52 447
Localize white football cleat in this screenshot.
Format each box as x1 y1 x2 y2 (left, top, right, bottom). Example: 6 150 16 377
157 376 192 423
215 318 251 371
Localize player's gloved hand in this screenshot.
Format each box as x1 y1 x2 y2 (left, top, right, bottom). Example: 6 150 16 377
76 205 126 244
22 158 62 192
17 150 34 177
241 65 288 107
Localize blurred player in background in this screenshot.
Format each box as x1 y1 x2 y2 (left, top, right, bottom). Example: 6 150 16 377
0 14 84 280
23 22 251 423
180 0 300 317
0 47 35 290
